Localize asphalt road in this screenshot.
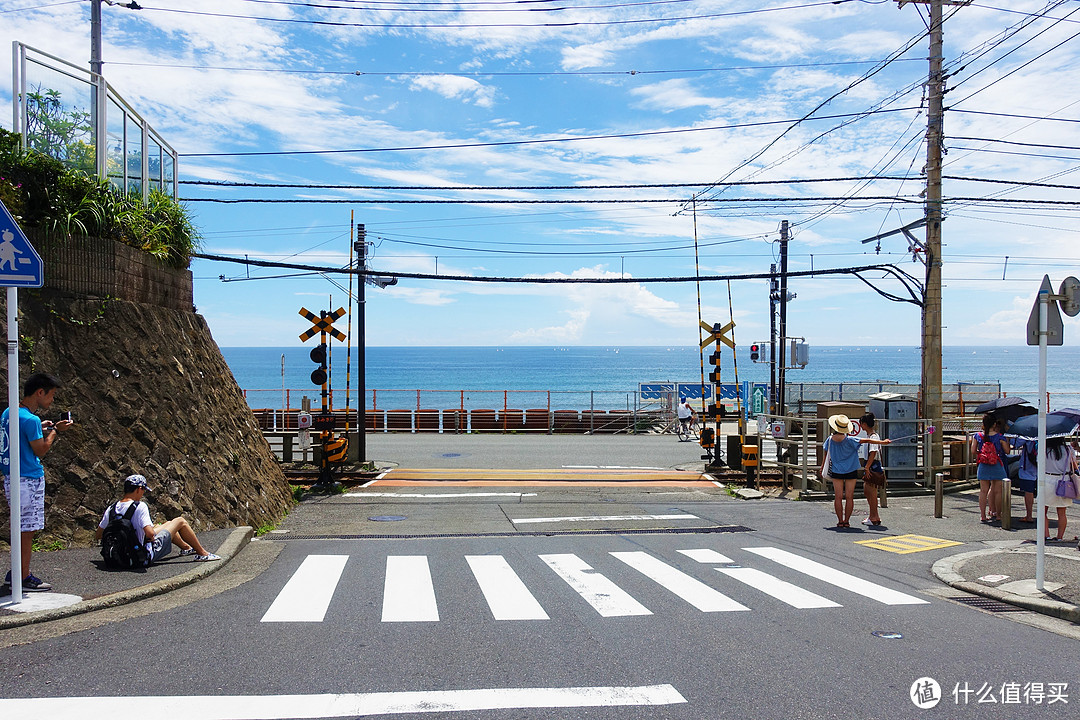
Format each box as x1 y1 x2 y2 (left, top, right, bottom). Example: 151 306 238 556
1 489 1077 720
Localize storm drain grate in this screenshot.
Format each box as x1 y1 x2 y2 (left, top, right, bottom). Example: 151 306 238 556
949 596 1027 613
275 525 754 541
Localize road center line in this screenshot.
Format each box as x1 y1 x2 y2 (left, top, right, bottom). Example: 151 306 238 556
511 513 699 525
0 684 688 718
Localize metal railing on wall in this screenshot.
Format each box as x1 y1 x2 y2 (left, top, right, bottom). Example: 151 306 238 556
11 42 178 200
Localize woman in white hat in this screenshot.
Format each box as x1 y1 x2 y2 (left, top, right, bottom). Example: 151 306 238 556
822 414 889 528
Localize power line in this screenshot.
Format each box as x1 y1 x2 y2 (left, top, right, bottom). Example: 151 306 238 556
184 195 925 204
949 108 1080 124
179 107 919 157
950 136 1080 152
233 0 708 12
137 0 858 30
190 252 918 286
180 175 919 190
110 57 922 77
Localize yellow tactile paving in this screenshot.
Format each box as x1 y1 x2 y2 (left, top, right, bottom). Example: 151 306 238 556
854 534 964 554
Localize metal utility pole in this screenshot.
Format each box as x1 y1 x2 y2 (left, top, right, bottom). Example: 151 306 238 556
769 263 778 414
777 221 790 417
90 0 103 178
355 224 367 466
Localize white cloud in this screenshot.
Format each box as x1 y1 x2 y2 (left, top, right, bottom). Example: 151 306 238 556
408 75 497 108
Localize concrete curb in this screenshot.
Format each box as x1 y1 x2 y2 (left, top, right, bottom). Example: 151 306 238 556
0 526 254 630
931 547 1080 624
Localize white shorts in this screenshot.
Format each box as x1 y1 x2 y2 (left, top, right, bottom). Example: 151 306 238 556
3 475 46 532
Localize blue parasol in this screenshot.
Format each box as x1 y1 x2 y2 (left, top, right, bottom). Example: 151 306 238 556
1005 410 1080 440
973 396 1038 423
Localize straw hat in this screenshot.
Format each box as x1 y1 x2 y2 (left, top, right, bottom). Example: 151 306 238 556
828 414 852 434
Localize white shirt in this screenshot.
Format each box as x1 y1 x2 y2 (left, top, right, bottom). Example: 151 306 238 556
858 432 880 461
98 499 153 545
677 403 693 420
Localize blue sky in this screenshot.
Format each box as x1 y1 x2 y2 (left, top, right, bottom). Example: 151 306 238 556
4 0 1080 348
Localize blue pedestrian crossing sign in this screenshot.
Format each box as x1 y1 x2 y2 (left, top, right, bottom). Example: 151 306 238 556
0 200 43 288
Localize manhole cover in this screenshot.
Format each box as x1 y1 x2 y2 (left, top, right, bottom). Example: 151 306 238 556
369 515 407 522
949 596 1026 613
871 631 904 639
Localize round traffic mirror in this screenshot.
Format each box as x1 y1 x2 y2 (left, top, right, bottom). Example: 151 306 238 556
1059 276 1080 317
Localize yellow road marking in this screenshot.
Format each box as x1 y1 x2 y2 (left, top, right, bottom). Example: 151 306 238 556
854 534 964 554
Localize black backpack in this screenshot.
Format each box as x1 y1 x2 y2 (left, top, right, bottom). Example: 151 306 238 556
100 501 150 569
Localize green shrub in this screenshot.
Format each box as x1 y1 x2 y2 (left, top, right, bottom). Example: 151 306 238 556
0 127 199 268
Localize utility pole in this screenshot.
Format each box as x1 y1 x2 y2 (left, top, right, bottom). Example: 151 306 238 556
901 0 961 470
90 0 103 178
355 224 367 466
778 221 790 418
923 0 945 470
769 263 778 415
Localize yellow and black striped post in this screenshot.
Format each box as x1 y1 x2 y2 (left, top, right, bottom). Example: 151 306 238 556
299 306 346 485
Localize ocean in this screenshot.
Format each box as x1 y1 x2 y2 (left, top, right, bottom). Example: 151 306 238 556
222 345 1080 412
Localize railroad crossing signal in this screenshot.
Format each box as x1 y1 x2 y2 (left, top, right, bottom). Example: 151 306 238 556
699 320 735 350
298 306 348 487
299 307 346 342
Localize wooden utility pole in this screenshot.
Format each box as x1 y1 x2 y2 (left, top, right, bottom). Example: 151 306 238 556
900 0 968 470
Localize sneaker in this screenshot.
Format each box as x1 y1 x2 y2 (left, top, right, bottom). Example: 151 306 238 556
22 574 52 592
193 553 221 562
861 517 874 526
178 548 197 557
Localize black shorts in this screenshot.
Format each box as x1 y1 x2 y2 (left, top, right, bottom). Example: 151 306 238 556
831 470 859 480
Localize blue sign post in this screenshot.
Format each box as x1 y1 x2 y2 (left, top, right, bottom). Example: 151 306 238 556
1 200 43 605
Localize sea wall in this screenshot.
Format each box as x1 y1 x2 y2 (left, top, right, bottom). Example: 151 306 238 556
1 289 294 546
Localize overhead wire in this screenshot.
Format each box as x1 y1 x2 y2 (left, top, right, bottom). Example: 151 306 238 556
179 107 919 157
136 0 858 30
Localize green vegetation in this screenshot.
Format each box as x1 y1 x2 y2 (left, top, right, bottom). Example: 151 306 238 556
0 126 199 269
24 88 94 174
32 538 65 552
254 522 277 537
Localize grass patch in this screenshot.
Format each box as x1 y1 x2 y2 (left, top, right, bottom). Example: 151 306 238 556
32 538 65 552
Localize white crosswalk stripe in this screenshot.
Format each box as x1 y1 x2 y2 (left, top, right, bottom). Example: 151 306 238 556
679 548 840 609
540 553 652 617
261 555 349 623
610 551 749 612
383 555 440 622
744 547 930 605
466 555 550 620
260 547 929 623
